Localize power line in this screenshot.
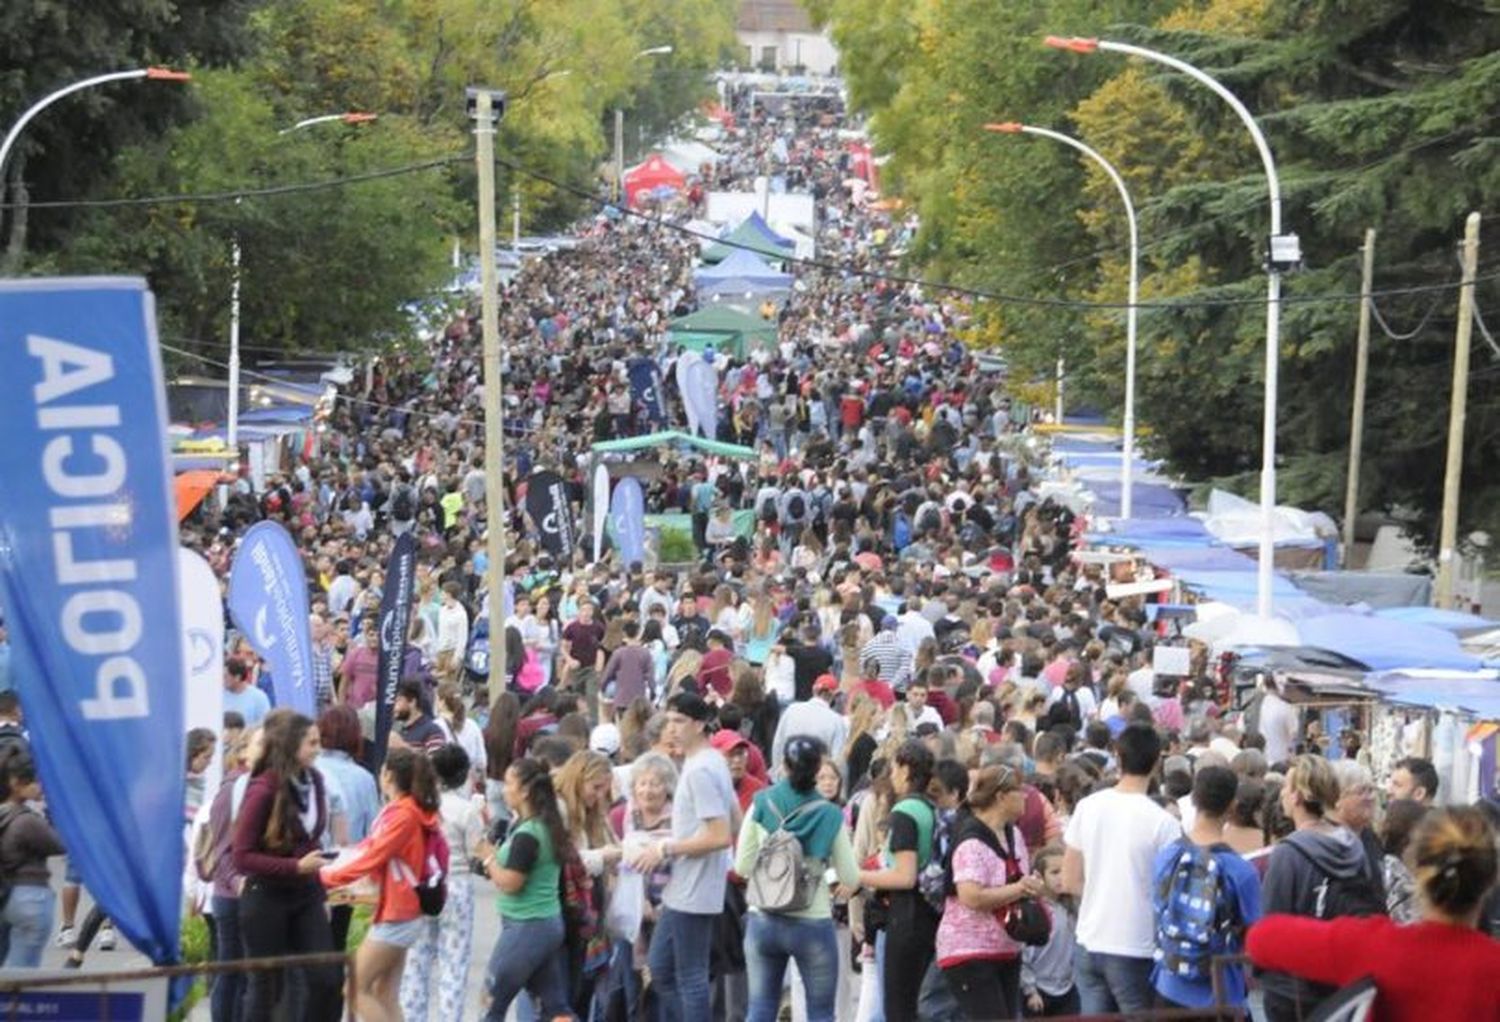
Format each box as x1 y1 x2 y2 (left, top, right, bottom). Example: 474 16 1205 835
0 155 465 211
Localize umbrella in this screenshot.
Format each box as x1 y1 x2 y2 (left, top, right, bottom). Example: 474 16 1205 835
854 551 883 571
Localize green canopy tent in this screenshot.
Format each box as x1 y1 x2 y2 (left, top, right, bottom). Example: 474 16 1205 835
667 306 779 358
701 213 795 265
591 430 757 461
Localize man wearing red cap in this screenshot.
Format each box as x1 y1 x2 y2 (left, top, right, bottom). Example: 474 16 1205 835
710 730 767 812
770 674 847 773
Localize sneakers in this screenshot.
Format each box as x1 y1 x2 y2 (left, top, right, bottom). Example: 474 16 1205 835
53 926 75 949
97 925 116 951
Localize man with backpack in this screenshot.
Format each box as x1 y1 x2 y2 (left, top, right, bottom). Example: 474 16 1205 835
778 478 810 553
1259 755 1387 1022
1151 765 1261 1011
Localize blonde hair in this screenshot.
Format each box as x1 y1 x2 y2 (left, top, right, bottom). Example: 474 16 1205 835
555 750 616 850
1284 755 1340 818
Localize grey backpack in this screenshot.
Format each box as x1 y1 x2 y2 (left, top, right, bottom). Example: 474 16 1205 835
746 800 822 914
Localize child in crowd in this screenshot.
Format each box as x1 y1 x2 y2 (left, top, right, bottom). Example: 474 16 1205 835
1021 845 1078 1016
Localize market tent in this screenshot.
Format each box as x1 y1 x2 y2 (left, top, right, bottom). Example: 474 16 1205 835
623 154 686 208
694 248 792 289
1294 612 1481 672
701 212 795 264
661 139 720 174
667 306 778 357
592 430 757 460
175 469 224 521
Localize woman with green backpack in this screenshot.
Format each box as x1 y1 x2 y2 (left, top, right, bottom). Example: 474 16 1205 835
857 739 941 1022
735 736 859 1022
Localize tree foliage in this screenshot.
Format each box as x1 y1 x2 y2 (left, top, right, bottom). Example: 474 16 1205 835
816 0 1500 546
2 0 735 361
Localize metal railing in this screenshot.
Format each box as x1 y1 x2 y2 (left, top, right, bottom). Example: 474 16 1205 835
0 950 355 1021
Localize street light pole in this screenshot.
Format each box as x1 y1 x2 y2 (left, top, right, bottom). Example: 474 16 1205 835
0 67 191 187
228 111 376 454
986 122 1139 519
469 86 509 677
1046 36 1298 617
613 45 674 205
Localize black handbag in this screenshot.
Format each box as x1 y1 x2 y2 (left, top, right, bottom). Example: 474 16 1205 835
999 824 1051 947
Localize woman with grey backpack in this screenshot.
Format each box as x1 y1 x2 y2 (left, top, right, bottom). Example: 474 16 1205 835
734 735 859 1022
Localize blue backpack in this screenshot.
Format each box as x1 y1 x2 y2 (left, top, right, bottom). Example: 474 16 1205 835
1153 841 1239 982
892 512 912 551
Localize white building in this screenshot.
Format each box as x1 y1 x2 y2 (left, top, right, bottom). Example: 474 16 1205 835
736 0 839 75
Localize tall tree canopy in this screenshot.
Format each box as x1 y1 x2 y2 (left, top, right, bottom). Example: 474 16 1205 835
812 0 1500 547
1 0 737 360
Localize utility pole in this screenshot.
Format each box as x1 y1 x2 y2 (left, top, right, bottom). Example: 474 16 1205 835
613 108 624 204
1435 212 1481 608
512 183 521 255
1054 355 1065 424
1342 227 1376 567
469 86 509 676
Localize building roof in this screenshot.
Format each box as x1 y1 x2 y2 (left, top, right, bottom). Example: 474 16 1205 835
738 0 814 33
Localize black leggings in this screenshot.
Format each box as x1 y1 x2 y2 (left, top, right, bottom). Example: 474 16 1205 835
881 893 938 1022
943 957 1021 1021
238 881 341 1021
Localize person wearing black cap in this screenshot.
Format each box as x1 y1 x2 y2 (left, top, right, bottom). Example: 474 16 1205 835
627 690 738 1022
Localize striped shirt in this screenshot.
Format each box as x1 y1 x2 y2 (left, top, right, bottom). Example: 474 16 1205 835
860 631 912 688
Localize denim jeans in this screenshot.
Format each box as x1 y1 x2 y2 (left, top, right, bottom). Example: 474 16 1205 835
647 907 717 1022
1073 946 1155 1014
744 912 839 1022
0 884 54 968
210 895 244 1022
484 914 569 1022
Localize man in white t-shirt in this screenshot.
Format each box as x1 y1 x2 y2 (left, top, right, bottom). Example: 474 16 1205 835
1256 675 1299 767
1063 723 1182 1014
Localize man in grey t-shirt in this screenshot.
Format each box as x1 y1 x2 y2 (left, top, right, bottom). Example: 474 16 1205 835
627 689 736 1022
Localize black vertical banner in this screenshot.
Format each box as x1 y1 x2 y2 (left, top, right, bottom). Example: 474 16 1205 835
371 532 418 771
526 470 575 560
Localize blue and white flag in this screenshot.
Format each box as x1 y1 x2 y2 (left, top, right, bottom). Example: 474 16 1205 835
684 357 719 439
610 477 646 565
627 357 666 428
178 548 225 797
0 277 184 964
227 521 314 715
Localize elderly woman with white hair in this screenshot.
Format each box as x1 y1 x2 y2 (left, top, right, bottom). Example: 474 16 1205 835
1329 757 1388 903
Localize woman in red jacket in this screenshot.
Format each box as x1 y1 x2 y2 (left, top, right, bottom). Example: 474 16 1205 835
321 747 441 1022
1247 806 1500 1021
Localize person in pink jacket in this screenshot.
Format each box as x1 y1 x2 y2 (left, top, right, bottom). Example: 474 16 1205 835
321 748 441 1022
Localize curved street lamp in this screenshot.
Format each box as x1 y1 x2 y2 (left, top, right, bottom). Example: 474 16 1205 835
228 111 377 450
984 121 1140 520
1046 35 1297 616
0 67 192 186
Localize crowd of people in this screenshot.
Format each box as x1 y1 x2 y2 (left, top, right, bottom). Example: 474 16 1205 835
0 73 1497 1022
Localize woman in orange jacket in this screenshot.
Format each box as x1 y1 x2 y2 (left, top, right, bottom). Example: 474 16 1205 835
320 748 441 1022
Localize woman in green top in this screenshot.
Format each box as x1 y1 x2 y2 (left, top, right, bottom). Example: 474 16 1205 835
477 757 573 1022
857 739 939 1022
735 736 859 1022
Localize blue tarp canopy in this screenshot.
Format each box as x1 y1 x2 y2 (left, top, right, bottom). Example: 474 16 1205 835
1363 671 1500 718
695 248 792 288
1373 607 1497 634
1083 480 1187 519
1296 613 1482 672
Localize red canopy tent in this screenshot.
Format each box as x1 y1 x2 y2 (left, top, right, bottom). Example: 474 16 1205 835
623 154 686 208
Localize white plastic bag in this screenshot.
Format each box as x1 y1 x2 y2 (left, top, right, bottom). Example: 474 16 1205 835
605 869 645 943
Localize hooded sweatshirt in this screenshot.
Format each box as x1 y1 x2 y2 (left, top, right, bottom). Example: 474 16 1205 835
320 794 439 923
1258 824 1374 1005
